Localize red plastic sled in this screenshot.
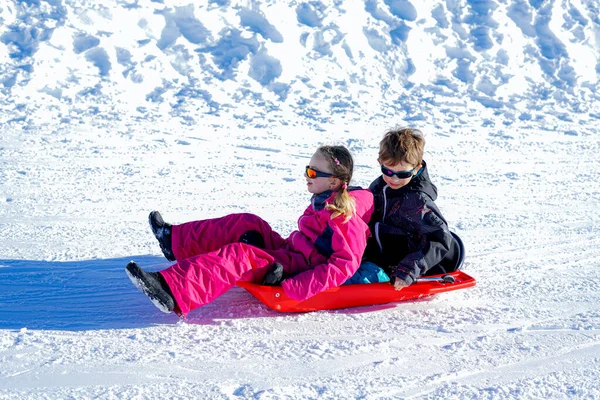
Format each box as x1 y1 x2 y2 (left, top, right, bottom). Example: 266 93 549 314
237 270 476 312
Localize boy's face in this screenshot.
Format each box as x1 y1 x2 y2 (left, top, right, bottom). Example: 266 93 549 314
379 159 420 190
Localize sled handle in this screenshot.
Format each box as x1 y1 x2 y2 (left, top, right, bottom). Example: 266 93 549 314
415 274 456 284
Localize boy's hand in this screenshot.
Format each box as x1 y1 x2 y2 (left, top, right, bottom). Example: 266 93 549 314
390 276 409 290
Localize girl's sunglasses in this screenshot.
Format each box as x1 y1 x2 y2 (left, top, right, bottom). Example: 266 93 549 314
381 165 416 179
305 166 334 179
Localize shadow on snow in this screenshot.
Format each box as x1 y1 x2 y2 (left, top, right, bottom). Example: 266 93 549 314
0 256 284 331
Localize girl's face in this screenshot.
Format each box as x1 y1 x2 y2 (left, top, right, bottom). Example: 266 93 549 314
380 159 421 190
305 151 340 195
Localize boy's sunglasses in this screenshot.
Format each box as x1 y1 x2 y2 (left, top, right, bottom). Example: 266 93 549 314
305 166 334 179
381 165 416 179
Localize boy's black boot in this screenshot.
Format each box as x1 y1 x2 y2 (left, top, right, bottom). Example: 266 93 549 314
262 262 284 286
149 211 176 261
126 261 176 313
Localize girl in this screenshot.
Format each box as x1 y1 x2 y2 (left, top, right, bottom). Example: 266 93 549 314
126 145 374 317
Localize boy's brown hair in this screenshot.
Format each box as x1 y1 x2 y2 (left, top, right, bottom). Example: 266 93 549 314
378 127 424 166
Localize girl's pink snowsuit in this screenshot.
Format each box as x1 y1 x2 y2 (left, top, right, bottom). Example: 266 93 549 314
160 189 374 317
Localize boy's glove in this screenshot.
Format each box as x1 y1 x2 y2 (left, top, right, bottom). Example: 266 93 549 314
390 275 410 290
388 264 413 290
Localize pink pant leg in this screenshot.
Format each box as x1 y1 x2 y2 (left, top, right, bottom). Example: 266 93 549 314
172 213 286 260
160 242 274 317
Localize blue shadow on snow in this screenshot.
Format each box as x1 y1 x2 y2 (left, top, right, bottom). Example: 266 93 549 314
0 256 281 331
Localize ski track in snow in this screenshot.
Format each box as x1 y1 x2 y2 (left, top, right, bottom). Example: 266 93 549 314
1 120 600 398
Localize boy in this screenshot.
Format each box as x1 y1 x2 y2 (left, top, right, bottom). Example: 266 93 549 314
363 127 460 289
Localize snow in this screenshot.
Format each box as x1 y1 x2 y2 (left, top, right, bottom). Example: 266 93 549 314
1 0 600 398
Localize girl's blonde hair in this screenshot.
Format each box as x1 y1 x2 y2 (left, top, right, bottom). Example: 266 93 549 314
318 145 356 222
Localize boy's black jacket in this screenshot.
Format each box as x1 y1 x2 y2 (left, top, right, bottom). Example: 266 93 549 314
364 161 456 285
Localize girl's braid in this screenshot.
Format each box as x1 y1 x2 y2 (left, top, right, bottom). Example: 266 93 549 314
322 146 349 183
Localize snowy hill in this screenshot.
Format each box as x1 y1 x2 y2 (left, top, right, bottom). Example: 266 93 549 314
1 0 599 130
2 1 600 399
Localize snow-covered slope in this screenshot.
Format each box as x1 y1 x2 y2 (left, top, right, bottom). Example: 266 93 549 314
1 0 599 130
2 1 600 399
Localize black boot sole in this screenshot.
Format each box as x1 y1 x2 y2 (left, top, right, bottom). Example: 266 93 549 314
126 261 175 313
